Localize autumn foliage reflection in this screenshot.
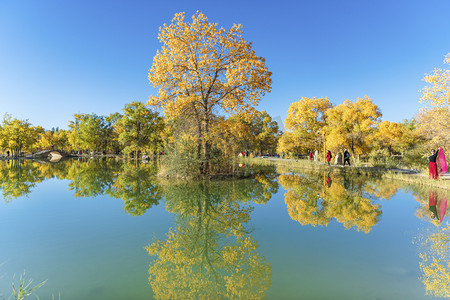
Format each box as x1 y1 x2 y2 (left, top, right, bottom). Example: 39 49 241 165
279 172 389 233
0 159 161 216
146 175 278 299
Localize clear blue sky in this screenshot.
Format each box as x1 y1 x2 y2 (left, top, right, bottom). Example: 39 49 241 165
1 0 449 130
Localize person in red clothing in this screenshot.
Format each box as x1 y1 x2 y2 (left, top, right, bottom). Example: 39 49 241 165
429 149 439 179
326 150 332 166
308 151 312 161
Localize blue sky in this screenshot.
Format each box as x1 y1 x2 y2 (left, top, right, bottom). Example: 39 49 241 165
0 0 449 130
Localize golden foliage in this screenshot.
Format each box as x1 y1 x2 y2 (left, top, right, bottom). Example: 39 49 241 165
279 172 383 233
147 12 272 172
416 107 450 149
0 114 42 155
418 224 450 297
371 121 418 154
146 179 273 299
421 53 450 107
325 96 382 155
283 97 333 152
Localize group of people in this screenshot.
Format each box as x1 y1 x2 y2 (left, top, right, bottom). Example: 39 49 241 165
308 149 352 167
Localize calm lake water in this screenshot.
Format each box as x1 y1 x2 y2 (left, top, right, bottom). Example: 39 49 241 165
0 158 449 299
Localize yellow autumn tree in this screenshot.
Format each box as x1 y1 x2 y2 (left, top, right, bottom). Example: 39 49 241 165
326 96 382 156
421 53 450 108
0 114 42 156
371 120 419 155
277 131 304 157
147 12 272 174
283 97 333 154
417 53 450 150
223 110 279 155
416 107 450 149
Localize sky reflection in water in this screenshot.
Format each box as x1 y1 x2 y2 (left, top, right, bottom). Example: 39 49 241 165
0 159 448 299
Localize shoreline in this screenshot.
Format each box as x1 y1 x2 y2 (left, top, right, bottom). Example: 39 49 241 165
242 157 450 190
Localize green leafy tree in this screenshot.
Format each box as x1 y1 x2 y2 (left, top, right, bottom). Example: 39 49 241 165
68 113 114 152
114 102 164 158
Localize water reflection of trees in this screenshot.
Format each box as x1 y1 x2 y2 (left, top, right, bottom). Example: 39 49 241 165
418 222 450 298
0 159 161 216
107 163 161 216
410 187 450 297
145 177 278 299
278 172 394 233
0 160 46 202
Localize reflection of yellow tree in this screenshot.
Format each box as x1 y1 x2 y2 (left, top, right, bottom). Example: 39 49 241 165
279 172 383 233
0 160 45 202
107 163 161 216
418 224 450 297
363 178 399 201
280 174 329 227
146 179 273 299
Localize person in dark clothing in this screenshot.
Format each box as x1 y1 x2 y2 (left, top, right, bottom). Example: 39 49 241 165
6 150 10 157
429 149 439 179
343 149 351 166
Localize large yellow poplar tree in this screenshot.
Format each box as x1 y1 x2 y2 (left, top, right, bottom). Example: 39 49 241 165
325 96 381 155
147 12 272 174
282 97 333 155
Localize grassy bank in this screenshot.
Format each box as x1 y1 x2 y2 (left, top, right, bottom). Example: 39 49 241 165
242 157 450 190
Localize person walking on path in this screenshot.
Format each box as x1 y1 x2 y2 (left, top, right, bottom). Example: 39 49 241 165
326 150 332 166
308 151 312 161
429 149 439 179
343 149 351 166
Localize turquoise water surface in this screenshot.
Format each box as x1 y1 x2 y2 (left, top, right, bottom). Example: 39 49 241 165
0 159 448 299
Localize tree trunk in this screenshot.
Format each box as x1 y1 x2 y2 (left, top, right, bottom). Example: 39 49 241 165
202 139 210 174
202 117 210 174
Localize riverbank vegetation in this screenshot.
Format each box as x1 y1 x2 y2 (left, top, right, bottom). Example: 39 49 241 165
0 12 448 177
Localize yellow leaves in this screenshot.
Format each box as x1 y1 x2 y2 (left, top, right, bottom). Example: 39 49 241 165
145 180 272 299
325 96 381 155
282 97 333 154
418 223 450 297
147 12 271 170
421 53 450 107
416 106 450 149
0 114 42 154
279 172 382 233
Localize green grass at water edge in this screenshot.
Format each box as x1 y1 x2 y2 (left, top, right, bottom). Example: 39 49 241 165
242 157 450 190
